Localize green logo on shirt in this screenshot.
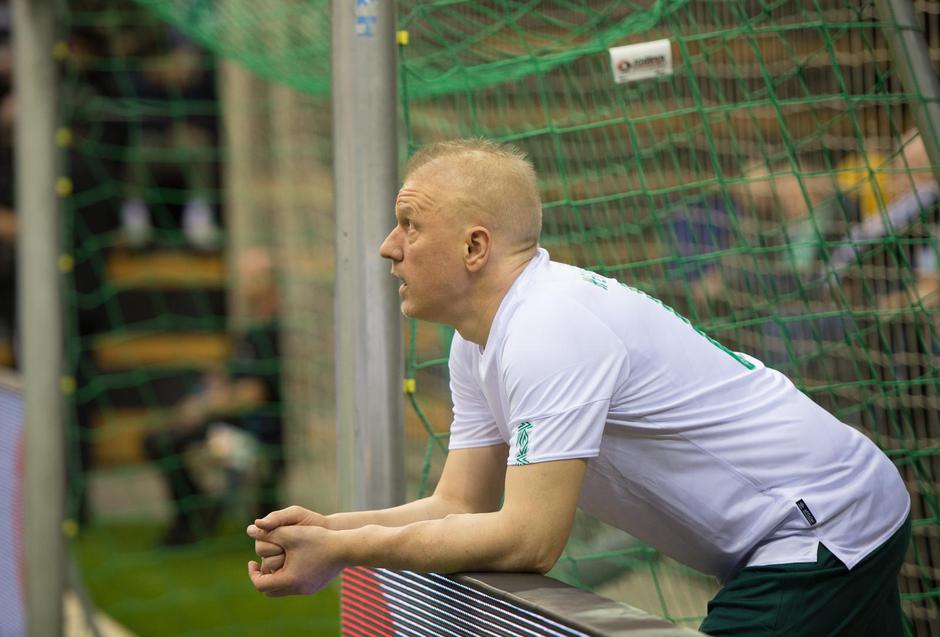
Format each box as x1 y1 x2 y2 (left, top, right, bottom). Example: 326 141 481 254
578 269 751 370
581 272 609 290
515 421 533 465
620 282 756 370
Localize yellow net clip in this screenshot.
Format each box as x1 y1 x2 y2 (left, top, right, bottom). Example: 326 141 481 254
397 30 410 46
58 254 74 273
60 375 76 395
56 177 73 197
52 41 69 60
403 378 416 394
62 518 79 539
55 127 72 148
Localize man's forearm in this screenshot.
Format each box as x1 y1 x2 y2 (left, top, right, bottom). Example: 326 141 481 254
335 512 554 575
326 494 482 530
248 460 584 597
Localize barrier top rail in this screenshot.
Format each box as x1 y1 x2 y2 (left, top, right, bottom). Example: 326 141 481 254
342 567 704 636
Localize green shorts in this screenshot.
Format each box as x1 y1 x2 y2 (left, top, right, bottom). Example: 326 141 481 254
700 515 911 636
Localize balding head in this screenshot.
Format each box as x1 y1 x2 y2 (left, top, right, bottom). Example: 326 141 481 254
381 140 544 340
403 139 542 254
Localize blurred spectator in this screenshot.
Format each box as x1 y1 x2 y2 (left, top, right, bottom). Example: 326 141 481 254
828 129 940 310
658 162 853 380
662 191 733 296
62 2 228 530
731 161 848 275
119 29 219 250
826 129 940 440
880 129 940 310
64 6 133 524
732 164 854 375
143 249 283 546
662 163 844 308
662 136 937 427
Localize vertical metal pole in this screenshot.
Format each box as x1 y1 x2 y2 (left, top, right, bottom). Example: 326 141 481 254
875 0 940 183
12 0 65 635
332 0 404 511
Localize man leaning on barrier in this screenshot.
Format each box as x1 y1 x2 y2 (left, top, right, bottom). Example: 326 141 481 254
247 139 911 636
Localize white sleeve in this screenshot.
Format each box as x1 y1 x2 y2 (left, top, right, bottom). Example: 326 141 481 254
448 335 504 450
501 301 627 465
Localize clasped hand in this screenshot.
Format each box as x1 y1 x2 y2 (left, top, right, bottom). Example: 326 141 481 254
246 506 342 596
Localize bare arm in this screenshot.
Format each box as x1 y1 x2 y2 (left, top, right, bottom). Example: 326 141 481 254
247 457 587 596
325 443 508 529
251 443 508 573
340 459 585 573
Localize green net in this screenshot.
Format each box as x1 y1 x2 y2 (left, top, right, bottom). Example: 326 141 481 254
60 0 939 634
61 2 338 634
395 0 939 631
135 0 332 96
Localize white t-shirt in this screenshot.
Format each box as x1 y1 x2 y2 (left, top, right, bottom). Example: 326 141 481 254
448 248 910 582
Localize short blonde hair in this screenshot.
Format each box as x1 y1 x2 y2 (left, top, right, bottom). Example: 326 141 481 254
404 139 542 249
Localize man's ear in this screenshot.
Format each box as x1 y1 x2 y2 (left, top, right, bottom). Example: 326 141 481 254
465 225 491 272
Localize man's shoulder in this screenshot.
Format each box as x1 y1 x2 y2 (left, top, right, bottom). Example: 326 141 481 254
513 260 633 322
502 284 625 356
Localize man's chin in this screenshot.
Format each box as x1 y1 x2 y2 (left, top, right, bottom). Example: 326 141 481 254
399 302 431 322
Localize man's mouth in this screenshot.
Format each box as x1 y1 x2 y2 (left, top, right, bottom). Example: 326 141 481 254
396 276 407 294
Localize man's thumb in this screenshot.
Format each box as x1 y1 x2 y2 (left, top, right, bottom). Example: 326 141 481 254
255 505 311 530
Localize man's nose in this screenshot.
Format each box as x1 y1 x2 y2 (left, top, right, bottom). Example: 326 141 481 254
379 226 402 261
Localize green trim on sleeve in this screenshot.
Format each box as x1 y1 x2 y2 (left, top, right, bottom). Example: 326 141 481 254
514 421 533 465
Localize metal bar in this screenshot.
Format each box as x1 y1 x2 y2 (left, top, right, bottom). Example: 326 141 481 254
12 0 65 634
68 557 102 637
332 0 404 511
875 0 940 184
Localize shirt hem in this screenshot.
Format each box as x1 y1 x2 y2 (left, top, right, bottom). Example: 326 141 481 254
827 499 912 571
448 438 506 450
507 449 600 465
747 498 912 571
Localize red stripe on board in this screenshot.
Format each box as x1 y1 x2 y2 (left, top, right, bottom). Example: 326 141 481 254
342 581 395 635
343 567 394 597
341 567 394 636
339 612 372 637
342 604 396 637
341 587 399 636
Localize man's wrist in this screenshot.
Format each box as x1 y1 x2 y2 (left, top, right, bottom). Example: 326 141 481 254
333 524 393 568
323 513 338 531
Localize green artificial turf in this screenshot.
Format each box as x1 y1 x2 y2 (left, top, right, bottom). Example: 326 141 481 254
73 520 340 636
